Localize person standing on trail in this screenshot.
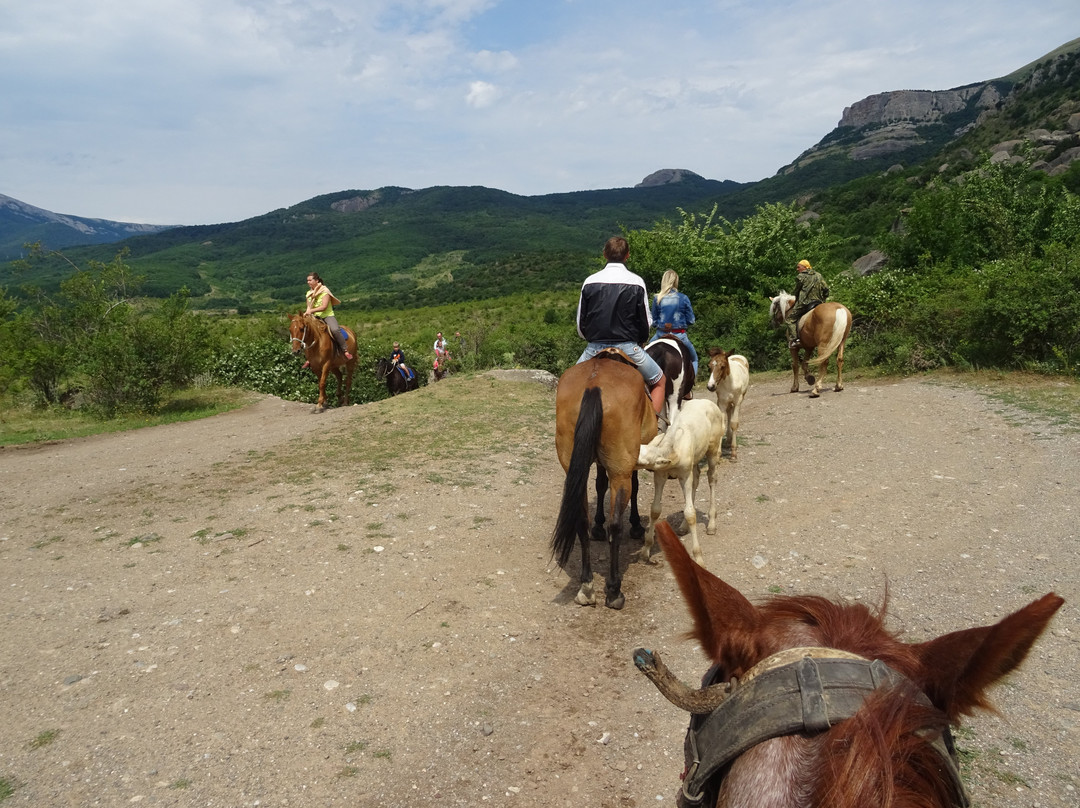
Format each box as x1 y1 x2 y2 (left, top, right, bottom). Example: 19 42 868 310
574 236 667 417
785 259 829 348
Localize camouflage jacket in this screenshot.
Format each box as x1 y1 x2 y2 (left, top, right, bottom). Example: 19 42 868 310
794 269 829 309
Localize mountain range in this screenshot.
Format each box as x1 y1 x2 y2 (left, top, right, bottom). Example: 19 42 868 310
3 37 1078 308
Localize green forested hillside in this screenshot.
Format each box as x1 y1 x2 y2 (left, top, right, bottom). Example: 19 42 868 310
2 179 748 311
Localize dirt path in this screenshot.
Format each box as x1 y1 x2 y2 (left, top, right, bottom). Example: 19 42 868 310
0 372 1077 807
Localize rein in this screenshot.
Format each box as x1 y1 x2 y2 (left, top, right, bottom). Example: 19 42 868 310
637 647 970 808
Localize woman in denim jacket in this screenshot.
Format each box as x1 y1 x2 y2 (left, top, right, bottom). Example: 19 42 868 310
649 269 698 375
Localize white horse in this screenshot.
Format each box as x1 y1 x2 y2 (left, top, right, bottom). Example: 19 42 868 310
705 348 749 460
635 398 725 565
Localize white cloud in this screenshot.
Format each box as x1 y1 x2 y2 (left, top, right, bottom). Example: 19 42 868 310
465 80 499 108
2 0 1077 223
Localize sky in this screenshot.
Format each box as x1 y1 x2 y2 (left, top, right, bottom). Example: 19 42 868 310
2 1 1077 226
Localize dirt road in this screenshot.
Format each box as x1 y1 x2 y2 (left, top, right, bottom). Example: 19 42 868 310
1 371 1077 807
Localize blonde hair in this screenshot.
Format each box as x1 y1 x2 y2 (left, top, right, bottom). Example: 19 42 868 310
655 269 679 302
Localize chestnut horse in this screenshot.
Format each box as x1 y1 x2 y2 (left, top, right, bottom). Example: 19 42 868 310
769 293 851 397
635 521 1063 808
552 353 658 609
588 338 695 544
288 313 357 412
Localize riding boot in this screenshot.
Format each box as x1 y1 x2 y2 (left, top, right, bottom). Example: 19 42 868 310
649 375 667 416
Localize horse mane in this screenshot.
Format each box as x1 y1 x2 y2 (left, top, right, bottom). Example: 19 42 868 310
756 595 921 677
816 688 958 808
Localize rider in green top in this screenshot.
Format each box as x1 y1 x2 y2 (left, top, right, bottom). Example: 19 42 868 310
785 259 829 348
305 272 353 360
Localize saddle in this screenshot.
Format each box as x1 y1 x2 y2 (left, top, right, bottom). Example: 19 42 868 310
594 347 635 367
396 365 415 381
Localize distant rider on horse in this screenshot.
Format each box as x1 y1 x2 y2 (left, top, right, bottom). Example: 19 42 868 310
391 341 415 381
785 259 830 348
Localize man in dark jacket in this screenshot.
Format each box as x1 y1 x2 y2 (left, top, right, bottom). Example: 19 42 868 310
785 259 829 348
575 236 667 415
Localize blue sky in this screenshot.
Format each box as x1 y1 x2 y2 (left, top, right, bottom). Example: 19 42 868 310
2 1 1077 225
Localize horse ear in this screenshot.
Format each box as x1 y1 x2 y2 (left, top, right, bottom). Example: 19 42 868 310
655 522 763 673
912 593 1063 721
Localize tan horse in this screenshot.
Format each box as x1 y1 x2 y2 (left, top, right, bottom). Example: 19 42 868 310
769 293 852 397
635 521 1062 808
552 353 658 609
288 313 357 413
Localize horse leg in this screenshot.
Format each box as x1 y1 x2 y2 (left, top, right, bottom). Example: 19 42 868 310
704 448 719 537
574 493 596 606
809 353 824 398
682 467 704 565
604 474 632 610
634 470 667 565
343 364 354 406
591 466 608 542
315 366 330 412
834 343 845 392
628 469 645 541
789 347 801 393
332 368 345 407
726 404 739 461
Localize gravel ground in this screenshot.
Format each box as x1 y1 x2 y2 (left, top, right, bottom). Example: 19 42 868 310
0 370 1076 807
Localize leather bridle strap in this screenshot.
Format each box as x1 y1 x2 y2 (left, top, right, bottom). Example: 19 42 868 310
680 654 969 808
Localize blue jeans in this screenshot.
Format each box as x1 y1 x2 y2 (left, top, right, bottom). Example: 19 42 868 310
577 342 663 386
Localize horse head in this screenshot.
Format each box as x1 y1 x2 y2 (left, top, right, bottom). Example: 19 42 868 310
705 347 731 392
375 357 391 380
639 521 1063 807
288 313 308 354
768 292 793 327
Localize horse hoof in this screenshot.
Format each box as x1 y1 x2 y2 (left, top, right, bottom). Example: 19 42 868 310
806 375 816 385
632 547 658 565
606 593 626 610
629 524 646 541
790 387 800 394
809 391 820 399
590 525 606 542
575 591 596 607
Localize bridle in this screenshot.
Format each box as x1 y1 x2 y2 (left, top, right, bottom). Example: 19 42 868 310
635 647 970 808
290 318 312 351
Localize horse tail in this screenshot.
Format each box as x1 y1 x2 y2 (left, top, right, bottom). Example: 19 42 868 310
551 387 603 566
809 306 850 369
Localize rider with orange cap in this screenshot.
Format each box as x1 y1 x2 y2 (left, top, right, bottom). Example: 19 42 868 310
785 259 829 348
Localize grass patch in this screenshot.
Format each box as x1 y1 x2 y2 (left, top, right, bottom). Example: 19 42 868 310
124 533 162 547
28 729 60 750
168 779 192 790
310 717 325 729
344 741 367 754
0 776 16 801
373 749 392 760
0 386 259 447
337 766 360 778
30 535 63 550
263 689 291 702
